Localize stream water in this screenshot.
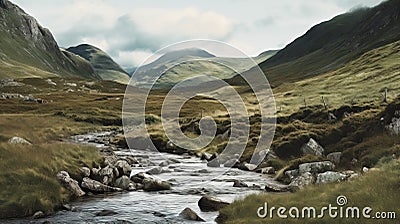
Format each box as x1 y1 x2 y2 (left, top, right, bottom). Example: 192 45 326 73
8 132 277 224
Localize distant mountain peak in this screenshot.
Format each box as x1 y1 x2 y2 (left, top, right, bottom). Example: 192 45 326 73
67 44 130 84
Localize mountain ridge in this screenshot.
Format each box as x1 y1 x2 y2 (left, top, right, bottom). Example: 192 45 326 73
0 0 100 80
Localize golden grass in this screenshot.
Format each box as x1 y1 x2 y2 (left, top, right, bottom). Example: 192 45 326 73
218 157 400 224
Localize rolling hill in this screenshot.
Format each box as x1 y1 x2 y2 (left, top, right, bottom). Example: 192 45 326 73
67 44 131 84
131 48 277 88
0 0 99 80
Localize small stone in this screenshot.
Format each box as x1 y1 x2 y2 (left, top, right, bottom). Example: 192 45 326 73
233 180 248 188
95 209 118 216
32 211 45 219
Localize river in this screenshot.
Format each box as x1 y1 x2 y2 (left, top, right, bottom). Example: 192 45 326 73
7 132 277 224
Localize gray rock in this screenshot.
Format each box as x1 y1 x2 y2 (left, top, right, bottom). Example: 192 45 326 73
201 152 212 161
95 209 118 216
207 159 220 168
289 172 315 189
127 183 137 191
233 180 248 188
197 169 210 173
179 207 205 222
97 165 117 185
159 160 170 167
258 167 275 174
327 152 342 165
223 158 239 167
285 169 300 181
265 182 296 192
80 167 91 178
146 166 163 175
143 178 171 191
32 211 45 219
386 116 400 135
316 171 347 184
298 161 335 174
56 171 85 197
300 138 324 156
239 162 258 171
114 160 132 176
198 195 230 212
81 177 123 192
8 136 31 145
114 175 131 190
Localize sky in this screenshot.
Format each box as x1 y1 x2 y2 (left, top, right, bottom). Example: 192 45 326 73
12 0 384 69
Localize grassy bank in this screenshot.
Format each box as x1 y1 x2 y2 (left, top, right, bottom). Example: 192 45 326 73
218 157 400 224
0 78 126 218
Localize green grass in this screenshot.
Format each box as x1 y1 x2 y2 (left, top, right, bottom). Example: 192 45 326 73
0 77 128 218
0 143 102 218
218 157 400 224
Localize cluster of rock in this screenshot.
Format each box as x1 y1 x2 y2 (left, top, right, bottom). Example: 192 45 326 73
386 110 400 135
56 155 173 198
0 78 24 87
0 92 45 103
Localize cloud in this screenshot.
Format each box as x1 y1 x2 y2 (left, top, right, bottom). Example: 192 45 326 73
12 0 385 67
115 50 158 68
54 6 234 66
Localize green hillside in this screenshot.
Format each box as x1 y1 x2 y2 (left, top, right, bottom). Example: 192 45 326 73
257 0 400 86
131 48 277 88
0 0 99 80
66 44 130 84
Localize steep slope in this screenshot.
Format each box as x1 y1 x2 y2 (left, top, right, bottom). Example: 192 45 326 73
258 0 400 86
0 0 99 79
67 44 130 84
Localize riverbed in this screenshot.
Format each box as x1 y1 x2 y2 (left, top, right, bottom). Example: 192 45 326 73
8 132 277 224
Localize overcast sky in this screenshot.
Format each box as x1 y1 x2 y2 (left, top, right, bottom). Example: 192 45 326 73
12 0 384 69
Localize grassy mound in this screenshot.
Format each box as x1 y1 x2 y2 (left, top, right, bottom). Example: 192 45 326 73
217 157 400 224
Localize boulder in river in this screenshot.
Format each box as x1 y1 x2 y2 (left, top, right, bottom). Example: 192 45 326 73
198 195 230 212
114 160 132 176
207 159 220 168
146 166 165 175
238 162 258 171
80 167 91 178
81 177 123 193
300 138 324 156
32 211 45 219
257 167 275 174
114 175 131 190
233 180 248 188
56 171 85 197
97 165 118 185
179 207 205 222
142 178 171 191
298 161 335 174
95 209 118 216
201 152 212 161
223 158 239 167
